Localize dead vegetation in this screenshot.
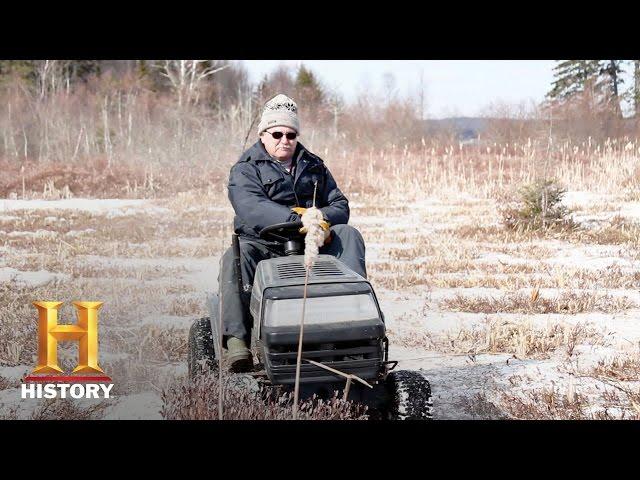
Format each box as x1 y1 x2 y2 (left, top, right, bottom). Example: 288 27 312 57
591 352 640 382
442 290 637 314
391 317 609 360
467 381 640 420
0 159 226 199
0 376 14 390
578 215 640 246
104 325 189 363
30 399 108 420
2 133 640 419
160 375 368 420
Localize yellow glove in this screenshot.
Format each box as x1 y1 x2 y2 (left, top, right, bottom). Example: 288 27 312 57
299 220 330 234
291 207 307 216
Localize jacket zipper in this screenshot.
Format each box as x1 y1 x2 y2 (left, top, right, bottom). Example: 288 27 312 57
267 157 300 207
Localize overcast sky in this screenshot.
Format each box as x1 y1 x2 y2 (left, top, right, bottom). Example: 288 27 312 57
239 60 561 119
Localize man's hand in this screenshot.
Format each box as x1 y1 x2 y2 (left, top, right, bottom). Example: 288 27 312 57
299 220 330 233
291 206 307 216
299 217 331 245
294 206 331 243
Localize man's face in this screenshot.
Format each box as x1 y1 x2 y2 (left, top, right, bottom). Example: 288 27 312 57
260 126 298 162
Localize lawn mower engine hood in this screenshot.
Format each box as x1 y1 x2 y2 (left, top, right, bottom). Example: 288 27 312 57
250 255 387 385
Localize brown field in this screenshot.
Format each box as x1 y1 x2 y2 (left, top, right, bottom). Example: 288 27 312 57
1 137 640 419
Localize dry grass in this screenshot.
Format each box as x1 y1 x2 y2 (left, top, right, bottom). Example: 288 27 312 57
467 388 590 420
442 290 637 314
0 376 14 390
3 131 640 420
0 275 196 368
578 216 640 246
0 397 109 420
168 294 206 317
104 325 188 363
0 159 226 199
29 399 109 420
591 352 640 382
391 317 608 360
467 382 640 420
425 267 640 290
160 375 368 420
103 358 173 395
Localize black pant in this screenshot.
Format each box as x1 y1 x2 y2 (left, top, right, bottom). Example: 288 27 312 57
218 224 367 345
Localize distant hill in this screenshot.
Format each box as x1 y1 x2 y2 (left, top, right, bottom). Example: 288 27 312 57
422 117 490 141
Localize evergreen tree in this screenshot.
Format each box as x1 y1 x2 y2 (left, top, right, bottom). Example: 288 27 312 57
596 60 624 117
295 64 324 110
547 60 600 102
633 60 640 118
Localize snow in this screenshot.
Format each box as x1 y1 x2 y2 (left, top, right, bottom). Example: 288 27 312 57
6 229 58 239
0 198 170 217
65 228 97 237
545 245 639 271
2 190 640 419
102 392 163 420
76 254 220 292
0 365 31 381
562 191 615 208
473 252 534 266
0 267 69 287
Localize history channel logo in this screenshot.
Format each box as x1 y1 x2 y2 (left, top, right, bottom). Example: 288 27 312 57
21 301 114 399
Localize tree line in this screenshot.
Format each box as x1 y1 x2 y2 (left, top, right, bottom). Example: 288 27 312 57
547 60 640 119
1 59 639 157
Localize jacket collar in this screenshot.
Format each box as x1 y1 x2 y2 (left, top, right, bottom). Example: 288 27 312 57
247 140 311 165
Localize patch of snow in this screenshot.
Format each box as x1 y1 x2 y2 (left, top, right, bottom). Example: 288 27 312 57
619 202 640 221
473 252 535 266
545 245 639 271
65 228 97 237
6 229 58 239
0 267 69 287
0 199 171 219
0 365 31 381
562 191 616 208
102 392 163 420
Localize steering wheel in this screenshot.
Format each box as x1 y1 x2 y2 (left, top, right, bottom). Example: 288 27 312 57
259 220 304 243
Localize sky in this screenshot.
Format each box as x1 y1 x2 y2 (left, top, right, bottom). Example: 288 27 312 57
240 60 558 119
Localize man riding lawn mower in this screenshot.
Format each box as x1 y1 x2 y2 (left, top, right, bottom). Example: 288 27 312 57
187 94 433 419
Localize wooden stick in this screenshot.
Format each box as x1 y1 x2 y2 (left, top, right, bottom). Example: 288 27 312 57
218 286 224 420
343 376 353 401
303 358 373 389
293 181 320 420
292 267 310 420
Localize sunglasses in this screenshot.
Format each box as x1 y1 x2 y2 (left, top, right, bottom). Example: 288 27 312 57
265 131 298 140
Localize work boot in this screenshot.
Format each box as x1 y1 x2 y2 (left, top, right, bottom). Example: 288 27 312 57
226 337 253 373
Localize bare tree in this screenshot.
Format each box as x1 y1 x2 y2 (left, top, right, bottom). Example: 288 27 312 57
35 60 65 100
382 72 397 106
326 89 344 139
634 60 640 119
413 69 428 121
156 60 230 107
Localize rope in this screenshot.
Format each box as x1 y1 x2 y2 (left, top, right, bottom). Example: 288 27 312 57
293 181 319 420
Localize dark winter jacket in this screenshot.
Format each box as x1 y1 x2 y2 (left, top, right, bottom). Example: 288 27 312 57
228 140 349 239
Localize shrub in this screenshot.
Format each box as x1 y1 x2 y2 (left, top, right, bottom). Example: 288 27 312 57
501 179 576 231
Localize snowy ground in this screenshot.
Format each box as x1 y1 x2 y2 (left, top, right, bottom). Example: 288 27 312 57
1 190 639 419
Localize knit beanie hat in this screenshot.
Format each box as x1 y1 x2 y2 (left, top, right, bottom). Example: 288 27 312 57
257 94 300 135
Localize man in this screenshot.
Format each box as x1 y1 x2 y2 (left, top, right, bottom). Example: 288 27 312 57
219 93 367 372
